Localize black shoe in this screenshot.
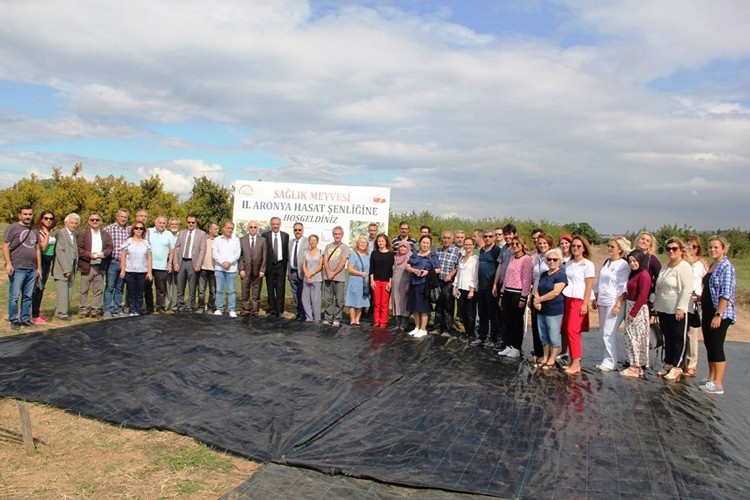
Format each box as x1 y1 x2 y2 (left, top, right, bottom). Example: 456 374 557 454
470 338 484 347
10 322 21 331
20 320 34 327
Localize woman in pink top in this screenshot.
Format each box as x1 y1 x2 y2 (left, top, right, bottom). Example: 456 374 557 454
499 236 533 359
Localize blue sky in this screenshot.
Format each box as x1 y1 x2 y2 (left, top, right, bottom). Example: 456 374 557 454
1 0 749 232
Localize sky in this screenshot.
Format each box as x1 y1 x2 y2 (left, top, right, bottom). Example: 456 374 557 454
1 0 749 233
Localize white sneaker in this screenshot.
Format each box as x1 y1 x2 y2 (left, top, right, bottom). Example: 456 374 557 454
407 328 420 336
228 311 237 318
497 346 512 356
506 347 521 358
413 329 427 338
596 364 614 372
213 310 222 316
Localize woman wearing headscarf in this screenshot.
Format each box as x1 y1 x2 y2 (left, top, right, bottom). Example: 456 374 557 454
620 249 652 378
653 237 693 381
682 235 707 378
391 241 412 331
561 235 595 375
699 236 736 395
592 236 631 372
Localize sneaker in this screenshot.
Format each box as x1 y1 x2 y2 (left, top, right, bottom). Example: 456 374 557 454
497 346 512 356
700 380 724 394
332 321 341 327
10 322 21 331
228 311 237 318
505 347 521 358
483 341 496 349
596 364 614 372
213 310 222 316
321 320 332 326
32 316 48 325
697 378 711 387
470 338 484 347
413 329 428 338
103 312 113 319
128 313 136 317
39 314 49 322
408 327 420 336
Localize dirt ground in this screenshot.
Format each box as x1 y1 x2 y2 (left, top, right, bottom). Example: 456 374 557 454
1 246 748 498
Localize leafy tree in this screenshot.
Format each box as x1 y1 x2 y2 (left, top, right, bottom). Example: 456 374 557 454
182 176 233 229
561 222 602 245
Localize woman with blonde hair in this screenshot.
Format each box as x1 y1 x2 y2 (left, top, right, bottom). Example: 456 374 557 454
592 236 631 371
634 231 662 305
683 235 707 377
345 235 371 327
699 236 736 394
654 237 692 381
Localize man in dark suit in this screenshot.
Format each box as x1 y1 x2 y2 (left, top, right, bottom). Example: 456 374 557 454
173 214 207 312
77 211 113 318
262 216 289 317
238 221 267 316
287 221 309 321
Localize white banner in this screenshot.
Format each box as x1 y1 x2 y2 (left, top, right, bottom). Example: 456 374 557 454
233 181 390 246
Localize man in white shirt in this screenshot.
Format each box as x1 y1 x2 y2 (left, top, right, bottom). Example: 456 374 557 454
212 220 241 317
77 211 113 318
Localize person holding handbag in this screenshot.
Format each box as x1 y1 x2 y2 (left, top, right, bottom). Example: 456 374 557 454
683 235 708 378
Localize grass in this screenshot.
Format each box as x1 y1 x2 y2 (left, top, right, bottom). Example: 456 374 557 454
147 442 234 473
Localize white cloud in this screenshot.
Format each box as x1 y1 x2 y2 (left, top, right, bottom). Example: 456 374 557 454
0 0 748 231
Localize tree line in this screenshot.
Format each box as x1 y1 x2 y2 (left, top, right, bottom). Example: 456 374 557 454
3 165 747 257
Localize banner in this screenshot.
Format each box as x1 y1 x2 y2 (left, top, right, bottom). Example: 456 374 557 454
233 181 390 246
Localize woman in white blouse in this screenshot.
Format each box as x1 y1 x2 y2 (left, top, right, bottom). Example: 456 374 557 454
453 237 479 340
682 235 707 378
592 236 631 372
562 235 595 375
654 237 693 381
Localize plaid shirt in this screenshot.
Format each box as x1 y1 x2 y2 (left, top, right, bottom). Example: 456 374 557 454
104 222 131 262
709 256 736 322
436 245 461 281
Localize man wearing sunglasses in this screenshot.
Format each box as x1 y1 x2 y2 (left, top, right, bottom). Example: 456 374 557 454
77 211 113 318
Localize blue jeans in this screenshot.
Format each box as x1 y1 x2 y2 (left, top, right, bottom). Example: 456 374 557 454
104 260 125 313
215 271 237 312
538 313 563 348
8 268 37 323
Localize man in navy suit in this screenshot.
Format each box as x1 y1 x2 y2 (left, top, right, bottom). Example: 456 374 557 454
262 216 289 317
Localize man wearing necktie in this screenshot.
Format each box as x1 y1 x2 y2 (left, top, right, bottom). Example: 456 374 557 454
239 221 267 316
287 222 309 321
173 215 207 313
52 213 80 321
262 216 289 317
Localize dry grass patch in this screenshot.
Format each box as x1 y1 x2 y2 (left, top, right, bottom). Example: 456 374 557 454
0 400 260 498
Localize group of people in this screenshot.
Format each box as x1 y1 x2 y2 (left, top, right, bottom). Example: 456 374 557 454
4 207 737 394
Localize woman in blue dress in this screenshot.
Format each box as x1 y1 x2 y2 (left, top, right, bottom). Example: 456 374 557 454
405 235 441 338
345 236 371 326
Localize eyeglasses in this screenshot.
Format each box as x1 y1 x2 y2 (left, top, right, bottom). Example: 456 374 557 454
186 221 196 225
689 244 699 249
43 216 54 220
512 241 521 246
248 226 258 229
294 229 303 232
483 235 494 238
133 227 145 231
89 218 100 222
571 244 583 248
546 258 559 262
666 246 680 252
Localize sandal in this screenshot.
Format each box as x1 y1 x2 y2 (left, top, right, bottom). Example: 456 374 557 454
542 362 556 370
620 367 640 378
684 368 697 378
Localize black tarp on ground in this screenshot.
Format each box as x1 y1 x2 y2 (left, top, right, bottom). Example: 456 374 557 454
1 315 749 498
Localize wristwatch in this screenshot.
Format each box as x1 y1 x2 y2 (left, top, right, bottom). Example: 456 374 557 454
714 312 721 317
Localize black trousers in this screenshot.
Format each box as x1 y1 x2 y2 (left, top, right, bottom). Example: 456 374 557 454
501 290 525 350
476 289 500 342
266 260 287 316
434 281 456 332
657 312 687 367
529 296 543 357
457 289 476 337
